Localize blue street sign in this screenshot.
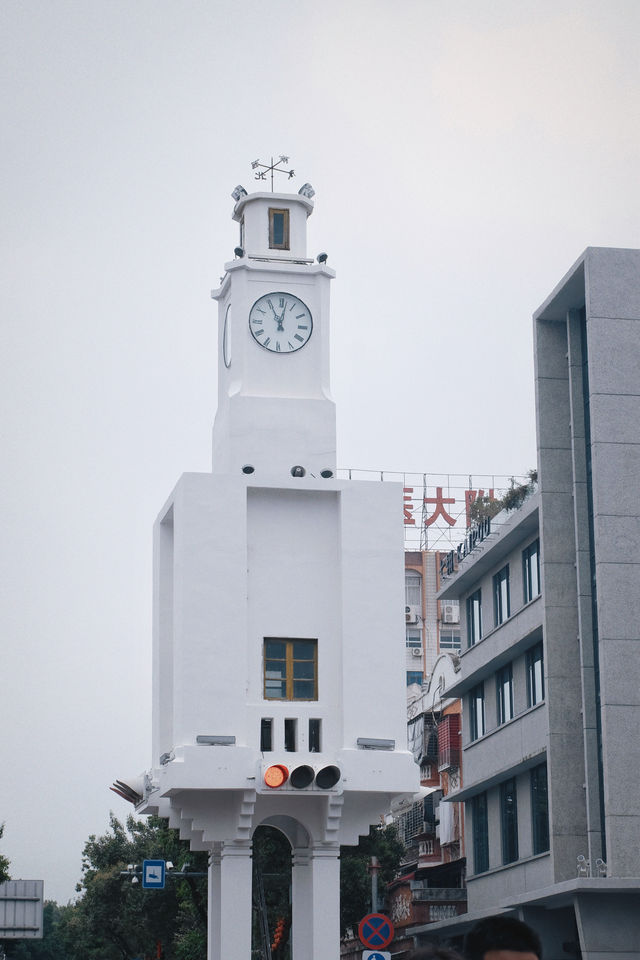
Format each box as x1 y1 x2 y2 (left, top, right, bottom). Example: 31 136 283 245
142 859 166 889
363 952 391 960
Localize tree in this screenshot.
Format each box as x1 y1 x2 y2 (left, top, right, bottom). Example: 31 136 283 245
468 469 538 524
0 823 10 884
5 902 70 960
339 824 404 934
57 814 208 960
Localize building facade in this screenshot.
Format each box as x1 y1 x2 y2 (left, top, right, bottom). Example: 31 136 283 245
405 551 461 687
407 248 640 959
437 493 549 924
339 654 466 960
391 656 467 932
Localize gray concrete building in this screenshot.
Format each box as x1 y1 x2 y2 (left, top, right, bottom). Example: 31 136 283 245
409 248 640 959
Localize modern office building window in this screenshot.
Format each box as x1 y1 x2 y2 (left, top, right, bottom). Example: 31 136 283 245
523 538 541 603
469 682 486 741
406 630 422 648
493 564 510 626
263 638 317 700
500 778 519 864
471 792 489 873
406 670 423 686
467 589 482 647
526 643 545 707
531 763 550 854
496 663 514 724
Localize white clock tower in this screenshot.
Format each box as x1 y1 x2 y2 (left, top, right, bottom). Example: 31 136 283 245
212 189 336 479
136 180 418 959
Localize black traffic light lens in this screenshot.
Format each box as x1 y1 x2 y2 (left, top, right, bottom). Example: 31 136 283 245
290 765 315 789
315 765 341 789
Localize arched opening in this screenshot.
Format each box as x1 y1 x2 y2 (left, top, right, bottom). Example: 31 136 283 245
252 818 308 960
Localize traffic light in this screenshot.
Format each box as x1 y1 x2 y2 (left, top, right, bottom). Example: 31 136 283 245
262 762 341 791
264 764 289 788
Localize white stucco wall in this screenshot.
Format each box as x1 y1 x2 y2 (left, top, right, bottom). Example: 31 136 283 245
149 470 417 841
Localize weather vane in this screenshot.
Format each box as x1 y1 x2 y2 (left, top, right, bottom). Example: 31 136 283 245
251 155 295 192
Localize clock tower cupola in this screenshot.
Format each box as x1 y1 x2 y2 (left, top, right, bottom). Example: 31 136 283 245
211 185 336 479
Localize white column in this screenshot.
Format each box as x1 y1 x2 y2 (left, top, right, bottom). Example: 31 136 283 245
291 845 340 959
218 840 253 960
291 848 312 959
207 848 221 960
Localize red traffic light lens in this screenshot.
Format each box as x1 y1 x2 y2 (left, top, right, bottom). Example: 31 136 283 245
264 764 289 788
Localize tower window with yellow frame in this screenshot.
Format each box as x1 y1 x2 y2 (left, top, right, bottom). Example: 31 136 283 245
264 638 317 700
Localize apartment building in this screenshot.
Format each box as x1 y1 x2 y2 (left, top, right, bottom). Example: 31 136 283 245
405 551 461 685
407 248 640 959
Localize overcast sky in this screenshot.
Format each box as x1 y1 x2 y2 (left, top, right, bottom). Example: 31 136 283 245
1 0 639 904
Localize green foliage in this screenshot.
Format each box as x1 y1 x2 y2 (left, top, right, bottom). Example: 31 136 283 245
172 927 207 960
71 814 208 960
0 823 10 884
468 494 503 524
4 902 71 960
339 824 404 935
500 469 537 512
469 468 538 524
4 814 209 960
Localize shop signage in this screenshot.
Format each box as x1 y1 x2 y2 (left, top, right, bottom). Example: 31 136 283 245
439 515 492 577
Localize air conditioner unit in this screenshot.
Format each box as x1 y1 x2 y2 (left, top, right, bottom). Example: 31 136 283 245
411 647 423 658
442 603 460 624
405 605 420 624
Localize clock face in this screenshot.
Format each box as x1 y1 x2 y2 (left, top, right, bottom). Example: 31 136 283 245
223 303 232 368
249 292 313 354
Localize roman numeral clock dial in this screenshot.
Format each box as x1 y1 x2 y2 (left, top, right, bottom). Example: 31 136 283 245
249 292 313 353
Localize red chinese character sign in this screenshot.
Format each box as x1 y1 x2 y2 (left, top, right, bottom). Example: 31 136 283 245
464 487 495 527
358 913 394 950
403 488 416 526
423 486 456 527
342 469 527 550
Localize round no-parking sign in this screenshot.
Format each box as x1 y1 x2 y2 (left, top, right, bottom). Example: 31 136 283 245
358 913 394 950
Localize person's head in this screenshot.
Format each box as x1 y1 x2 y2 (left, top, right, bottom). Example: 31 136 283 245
464 915 542 960
406 947 464 960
